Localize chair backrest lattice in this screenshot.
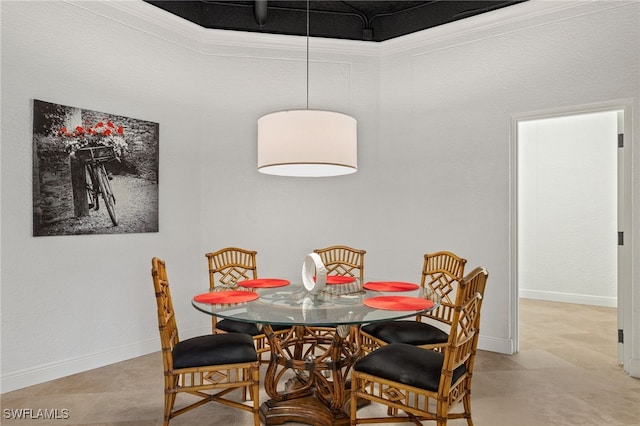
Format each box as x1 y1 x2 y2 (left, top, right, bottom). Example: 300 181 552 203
205 247 258 289
440 267 488 398
313 245 366 279
420 251 467 325
424 251 466 278
151 257 179 371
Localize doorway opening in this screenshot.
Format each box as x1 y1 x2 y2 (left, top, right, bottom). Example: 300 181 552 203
513 106 627 367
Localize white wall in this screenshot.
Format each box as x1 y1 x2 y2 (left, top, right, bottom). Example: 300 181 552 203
377 1 639 354
2 0 639 391
0 1 206 391
518 112 618 307
198 49 380 281
0 0 379 392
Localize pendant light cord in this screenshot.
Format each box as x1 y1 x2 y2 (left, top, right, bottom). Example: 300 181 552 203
306 0 309 110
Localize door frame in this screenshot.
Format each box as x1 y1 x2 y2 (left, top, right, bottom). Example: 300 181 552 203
510 99 634 374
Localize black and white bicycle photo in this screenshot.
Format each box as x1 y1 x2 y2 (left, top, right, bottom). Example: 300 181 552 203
32 99 159 236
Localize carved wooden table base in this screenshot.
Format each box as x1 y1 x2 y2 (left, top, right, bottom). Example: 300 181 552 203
260 325 361 425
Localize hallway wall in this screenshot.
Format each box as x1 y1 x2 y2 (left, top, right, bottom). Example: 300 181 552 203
518 112 619 307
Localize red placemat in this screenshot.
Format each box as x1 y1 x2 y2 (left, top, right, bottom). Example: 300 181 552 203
363 296 434 311
326 276 356 285
238 278 290 288
193 291 259 304
363 281 420 292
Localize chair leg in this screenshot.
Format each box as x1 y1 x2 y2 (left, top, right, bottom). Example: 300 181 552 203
163 389 175 426
437 399 449 426
251 366 261 426
163 373 178 426
350 378 359 425
463 393 473 426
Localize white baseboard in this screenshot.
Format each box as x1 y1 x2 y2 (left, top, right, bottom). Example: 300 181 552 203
478 335 513 355
624 357 640 378
519 289 616 308
0 338 160 394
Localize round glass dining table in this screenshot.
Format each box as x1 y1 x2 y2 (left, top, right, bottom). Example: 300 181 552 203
192 279 439 426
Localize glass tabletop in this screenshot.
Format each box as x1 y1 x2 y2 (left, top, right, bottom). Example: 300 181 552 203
191 279 440 327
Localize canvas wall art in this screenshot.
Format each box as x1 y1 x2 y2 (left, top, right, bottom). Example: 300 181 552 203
32 99 159 236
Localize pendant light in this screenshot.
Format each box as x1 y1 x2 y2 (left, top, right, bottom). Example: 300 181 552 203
257 1 357 177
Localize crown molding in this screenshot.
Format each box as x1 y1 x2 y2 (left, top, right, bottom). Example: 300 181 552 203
68 0 633 59
74 0 380 57
381 0 637 56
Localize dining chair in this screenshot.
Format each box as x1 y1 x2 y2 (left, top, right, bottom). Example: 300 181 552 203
350 266 488 426
311 245 366 338
205 247 288 361
360 251 467 354
150 257 260 426
313 245 366 279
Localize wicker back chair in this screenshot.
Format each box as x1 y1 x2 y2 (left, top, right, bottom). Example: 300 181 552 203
205 247 288 361
309 245 366 336
206 247 258 289
419 251 468 328
205 247 257 333
350 266 488 426
360 251 467 354
313 245 366 279
151 257 260 426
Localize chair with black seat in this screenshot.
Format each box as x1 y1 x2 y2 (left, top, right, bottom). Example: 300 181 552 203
350 266 488 426
313 245 366 280
360 251 467 354
205 247 288 361
150 257 260 426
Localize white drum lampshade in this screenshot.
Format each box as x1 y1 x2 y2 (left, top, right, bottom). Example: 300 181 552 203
257 109 357 177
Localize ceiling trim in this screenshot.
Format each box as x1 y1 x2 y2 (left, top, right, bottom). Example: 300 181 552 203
380 0 628 56
68 0 630 58
83 0 381 56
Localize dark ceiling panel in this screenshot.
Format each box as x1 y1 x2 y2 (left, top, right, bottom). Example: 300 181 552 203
146 0 526 42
